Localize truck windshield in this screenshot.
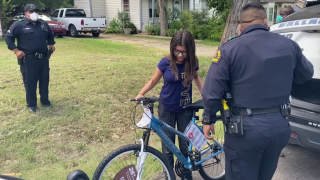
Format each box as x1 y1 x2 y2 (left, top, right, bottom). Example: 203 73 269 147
65 9 86 17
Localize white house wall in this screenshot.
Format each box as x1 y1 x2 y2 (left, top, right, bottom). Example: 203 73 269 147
105 1 122 27
74 0 92 17
142 0 149 31
189 0 201 11
91 0 106 17
130 0 141 31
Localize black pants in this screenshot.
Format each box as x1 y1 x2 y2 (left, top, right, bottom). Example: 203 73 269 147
158 101 193 179
224 112 291 180
20 54 50 107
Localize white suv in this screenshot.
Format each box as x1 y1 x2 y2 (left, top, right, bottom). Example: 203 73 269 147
270 4 320 152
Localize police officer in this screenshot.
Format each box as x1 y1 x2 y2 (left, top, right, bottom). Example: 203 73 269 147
5 4 55 113
201 3 314 180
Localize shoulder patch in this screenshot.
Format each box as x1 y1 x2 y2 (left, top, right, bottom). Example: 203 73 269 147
212 50 221 64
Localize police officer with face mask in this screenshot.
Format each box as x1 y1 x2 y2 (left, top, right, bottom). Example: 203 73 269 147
5 4 55 113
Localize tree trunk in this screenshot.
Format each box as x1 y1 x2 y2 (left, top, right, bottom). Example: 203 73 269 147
158 0 168 36
220 0 260 45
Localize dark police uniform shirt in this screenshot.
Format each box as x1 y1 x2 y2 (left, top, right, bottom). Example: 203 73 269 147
5 18 55 54
202 24 314 123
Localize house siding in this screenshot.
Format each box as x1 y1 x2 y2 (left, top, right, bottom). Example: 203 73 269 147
142 0 149 31
91 0 106 17
130 0 141 30
189 0 201 11
74 0 91 17
106 1 122 27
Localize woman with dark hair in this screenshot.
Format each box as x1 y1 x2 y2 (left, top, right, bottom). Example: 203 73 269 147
135 30 203 179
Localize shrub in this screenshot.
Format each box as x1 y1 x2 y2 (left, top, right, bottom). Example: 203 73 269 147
145 8 226 41
180 10 193 31
165 29 178 37
105 11 136 34
128 22 137 34
150 25 160 36
105 18 122 34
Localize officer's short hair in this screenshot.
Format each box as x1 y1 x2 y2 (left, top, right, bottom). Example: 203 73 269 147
240 3 267 23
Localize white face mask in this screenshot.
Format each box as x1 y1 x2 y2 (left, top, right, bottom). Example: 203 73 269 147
30 12 39 21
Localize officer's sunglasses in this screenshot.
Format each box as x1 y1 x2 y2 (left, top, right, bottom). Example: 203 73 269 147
174 49 187 57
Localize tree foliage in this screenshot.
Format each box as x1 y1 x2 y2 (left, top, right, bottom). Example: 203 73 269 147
9 0 73 10
0 0 73 29
205 0 232 17
205 0 261 44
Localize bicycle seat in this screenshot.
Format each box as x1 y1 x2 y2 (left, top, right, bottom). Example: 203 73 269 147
183 99 204 110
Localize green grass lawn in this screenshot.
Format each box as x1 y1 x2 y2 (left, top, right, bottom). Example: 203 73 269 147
0 37 218 179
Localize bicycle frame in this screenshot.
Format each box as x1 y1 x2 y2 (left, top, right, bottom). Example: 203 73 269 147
140 107 224 170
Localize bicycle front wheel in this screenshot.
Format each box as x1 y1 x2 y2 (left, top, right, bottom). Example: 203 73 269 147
92 144 176 180
198 120 225 180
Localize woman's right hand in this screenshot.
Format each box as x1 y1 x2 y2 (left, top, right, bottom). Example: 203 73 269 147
135 93 144 100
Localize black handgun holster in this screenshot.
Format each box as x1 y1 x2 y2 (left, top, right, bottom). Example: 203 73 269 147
220 91 244 136
17 58 23 65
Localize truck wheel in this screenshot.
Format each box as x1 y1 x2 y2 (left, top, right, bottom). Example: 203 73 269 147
69 25 78 37
92 32 100 37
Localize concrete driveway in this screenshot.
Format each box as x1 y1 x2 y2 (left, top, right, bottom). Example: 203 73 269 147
192 144 320 180
273 145 320 180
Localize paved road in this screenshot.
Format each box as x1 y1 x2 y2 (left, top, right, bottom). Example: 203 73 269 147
192 144 320 180
273 144 320 180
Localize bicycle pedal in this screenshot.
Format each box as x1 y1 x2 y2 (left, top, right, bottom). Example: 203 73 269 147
188 151 200 161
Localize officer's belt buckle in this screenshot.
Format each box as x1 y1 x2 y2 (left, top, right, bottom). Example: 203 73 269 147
39 54 42 58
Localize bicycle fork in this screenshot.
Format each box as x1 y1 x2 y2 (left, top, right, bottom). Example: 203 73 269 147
136 129 151 180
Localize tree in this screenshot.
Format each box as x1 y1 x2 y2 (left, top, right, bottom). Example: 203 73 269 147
220 0 260 44
205 0 260 45
158 0 168 36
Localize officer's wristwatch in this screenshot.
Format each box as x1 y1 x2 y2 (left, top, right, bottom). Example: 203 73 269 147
202 118 213 125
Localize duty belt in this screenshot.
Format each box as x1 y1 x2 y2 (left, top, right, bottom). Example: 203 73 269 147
25 52 47 58
230 106 281 116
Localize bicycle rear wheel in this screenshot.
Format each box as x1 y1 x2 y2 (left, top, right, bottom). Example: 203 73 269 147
92 144 176 180
198 120 225 180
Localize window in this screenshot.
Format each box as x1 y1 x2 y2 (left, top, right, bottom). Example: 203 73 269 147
65 9 86 17
59 10 64 17
149 0 159 18
51 10 59 18
123 0 130 13
269 7 273 22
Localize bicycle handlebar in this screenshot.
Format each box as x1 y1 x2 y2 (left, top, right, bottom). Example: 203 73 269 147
130 96 160 105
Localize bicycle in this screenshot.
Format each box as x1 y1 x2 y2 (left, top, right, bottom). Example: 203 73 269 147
92 96 225 180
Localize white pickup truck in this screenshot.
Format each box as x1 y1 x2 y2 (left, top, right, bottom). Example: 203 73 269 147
50 8 106 37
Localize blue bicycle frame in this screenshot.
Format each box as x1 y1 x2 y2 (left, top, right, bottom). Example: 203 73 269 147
145 111 224 170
